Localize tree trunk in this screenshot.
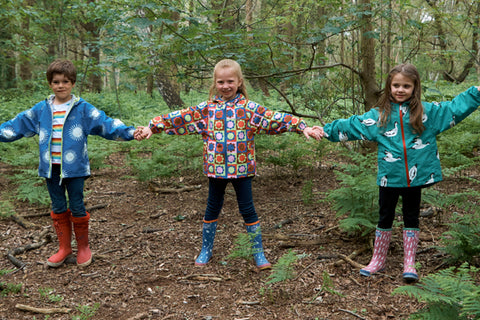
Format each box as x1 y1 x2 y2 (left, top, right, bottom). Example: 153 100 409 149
0 24 16 89
358 0 379 111
154 69 185 110
19 0 35 83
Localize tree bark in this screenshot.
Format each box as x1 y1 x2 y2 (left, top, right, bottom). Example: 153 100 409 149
154 68 185 109
358 0 379 110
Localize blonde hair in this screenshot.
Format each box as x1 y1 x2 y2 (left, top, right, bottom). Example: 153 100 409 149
377 63 424 134
208 59 249 100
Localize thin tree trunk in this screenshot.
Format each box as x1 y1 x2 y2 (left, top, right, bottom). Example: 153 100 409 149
358 0 379 110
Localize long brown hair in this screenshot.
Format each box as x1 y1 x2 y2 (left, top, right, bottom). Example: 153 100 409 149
377 63 424 134
208 59 249 101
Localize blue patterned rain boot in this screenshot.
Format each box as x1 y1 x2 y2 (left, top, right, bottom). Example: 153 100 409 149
246 222 271 270
195 220 218 266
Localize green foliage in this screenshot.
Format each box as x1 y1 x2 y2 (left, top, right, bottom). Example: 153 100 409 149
393 263 480 320
256 134 309 174
319 271 344 297
0 282 22 296
226 232 257 263
0 200 15 218
72 303 100 320
440 211 480 264
422 188 479 214
0 139 39 167
9 169 50 206
265 250 298 285
129 135 203 181
302 179 314 205
324 152 379 235
309 271 344 302
38 287 63 303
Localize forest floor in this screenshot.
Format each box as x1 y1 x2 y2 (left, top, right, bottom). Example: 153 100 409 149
0 151 477 320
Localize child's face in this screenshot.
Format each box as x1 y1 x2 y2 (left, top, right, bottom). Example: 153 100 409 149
390 73 414 104
49 73 75 104
215 67 242 101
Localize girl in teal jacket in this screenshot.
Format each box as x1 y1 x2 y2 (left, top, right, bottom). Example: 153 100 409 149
319 63 480 282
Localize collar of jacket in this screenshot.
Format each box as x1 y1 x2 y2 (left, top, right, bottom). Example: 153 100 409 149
212 93 244 104
47 94 81 106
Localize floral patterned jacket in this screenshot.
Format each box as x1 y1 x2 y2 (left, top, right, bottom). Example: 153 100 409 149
149 93 308 179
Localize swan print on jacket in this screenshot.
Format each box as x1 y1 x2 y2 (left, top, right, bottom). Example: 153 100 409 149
323 86 480 188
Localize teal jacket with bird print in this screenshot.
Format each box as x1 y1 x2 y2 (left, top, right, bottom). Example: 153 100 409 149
323 86 480 188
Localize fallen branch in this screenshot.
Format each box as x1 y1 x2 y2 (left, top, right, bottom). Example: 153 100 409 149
86 204 108 211
148 181 202 193
338 308 366 320
333 247 368 267
263 233 325 247
7 232 52 269
237 300 260 305
142 227 163 233
317 250 367 270
182 274 224 282
336 254 365 269
19 212 50 218
10 214 36 228
15 304 71 314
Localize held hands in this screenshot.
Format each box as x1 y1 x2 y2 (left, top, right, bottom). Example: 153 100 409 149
303 126 324 141
134 126 153 141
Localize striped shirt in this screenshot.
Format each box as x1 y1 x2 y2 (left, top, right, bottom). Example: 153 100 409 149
51 100 71 164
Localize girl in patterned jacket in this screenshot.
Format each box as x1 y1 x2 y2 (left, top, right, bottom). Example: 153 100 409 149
316 63 480 282
0 59 136 268
135 59 321 269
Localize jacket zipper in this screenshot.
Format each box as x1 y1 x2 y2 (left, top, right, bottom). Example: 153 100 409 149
398 104 410 187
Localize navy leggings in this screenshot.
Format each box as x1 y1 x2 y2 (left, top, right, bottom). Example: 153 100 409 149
203 177 258 224
377 186 421 229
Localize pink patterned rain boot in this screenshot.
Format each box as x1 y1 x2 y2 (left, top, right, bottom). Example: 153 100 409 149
403 228 420 282
360 228 392 277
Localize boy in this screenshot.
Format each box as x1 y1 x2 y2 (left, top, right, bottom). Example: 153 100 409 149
0 59 135 267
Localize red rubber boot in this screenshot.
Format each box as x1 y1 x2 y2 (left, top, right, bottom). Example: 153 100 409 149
71 212 92 267
47 210 73 267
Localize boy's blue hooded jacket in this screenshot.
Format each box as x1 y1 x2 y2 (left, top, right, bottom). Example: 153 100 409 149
323 86 480 188
0 95 135 179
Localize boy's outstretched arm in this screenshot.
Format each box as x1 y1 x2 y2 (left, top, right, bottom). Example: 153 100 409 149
134 126 153 141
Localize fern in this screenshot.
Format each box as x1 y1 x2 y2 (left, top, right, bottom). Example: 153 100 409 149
129 135 203 181
265 250 298 285
324 152 379 235
440 211 480 264
9 169 50 206
393 263 480 320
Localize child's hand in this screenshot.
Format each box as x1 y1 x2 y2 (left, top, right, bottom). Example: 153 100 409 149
303 126 323 140
312 126 324 138
134 126 153 141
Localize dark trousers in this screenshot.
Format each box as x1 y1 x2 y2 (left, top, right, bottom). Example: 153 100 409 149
204 177 258 224
377 186 421 229
46 164 86 217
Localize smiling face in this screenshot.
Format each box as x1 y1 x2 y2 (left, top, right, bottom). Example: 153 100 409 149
49 73 75 104
215 66 243 101
390 73 415 104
